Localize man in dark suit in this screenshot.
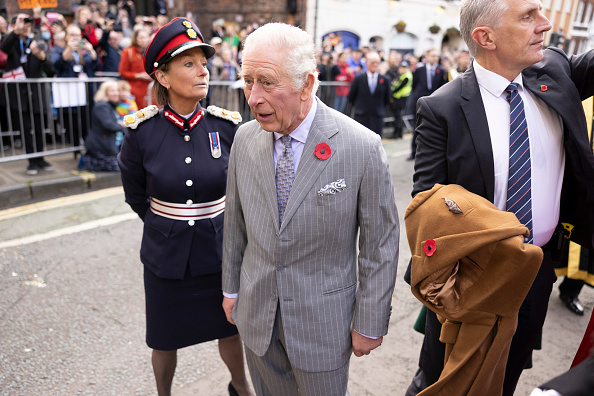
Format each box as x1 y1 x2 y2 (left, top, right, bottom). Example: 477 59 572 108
408 48 447 160
406 0 594 395
347 52 391 137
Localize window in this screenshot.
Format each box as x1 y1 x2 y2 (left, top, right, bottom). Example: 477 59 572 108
575 0 585 22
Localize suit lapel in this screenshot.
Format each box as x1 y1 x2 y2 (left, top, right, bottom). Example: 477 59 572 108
253 126 280 231
280 100 338 232
461 66 496 202
523 70 585 134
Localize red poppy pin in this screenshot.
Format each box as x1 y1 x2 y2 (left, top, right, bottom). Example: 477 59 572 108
540 85 548 92
379 78 384 84
435 68 441 74
424 239 437 256
315 142 331 160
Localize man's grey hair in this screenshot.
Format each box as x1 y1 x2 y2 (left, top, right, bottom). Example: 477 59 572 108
460 0 509 56
243 23 319 96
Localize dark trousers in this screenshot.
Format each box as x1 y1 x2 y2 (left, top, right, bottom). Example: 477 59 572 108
391 98 407 138
559 276 585 299
406 250 557 396
10 109 45 165
354 114 384 137
58 106 89 148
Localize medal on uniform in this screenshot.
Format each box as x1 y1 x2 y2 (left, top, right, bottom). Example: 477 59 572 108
209 132 221 158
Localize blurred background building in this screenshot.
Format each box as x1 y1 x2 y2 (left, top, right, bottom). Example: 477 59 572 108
0 0 592 55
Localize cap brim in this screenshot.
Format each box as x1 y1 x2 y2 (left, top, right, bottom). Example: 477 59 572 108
171 42 216 60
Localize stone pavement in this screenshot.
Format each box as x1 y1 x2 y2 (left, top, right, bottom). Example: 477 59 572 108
0 152 122 210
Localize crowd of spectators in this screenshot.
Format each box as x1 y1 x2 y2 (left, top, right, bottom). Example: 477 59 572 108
0 3 473 172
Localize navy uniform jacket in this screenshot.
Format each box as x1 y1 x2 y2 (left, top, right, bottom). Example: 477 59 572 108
118 104 239 279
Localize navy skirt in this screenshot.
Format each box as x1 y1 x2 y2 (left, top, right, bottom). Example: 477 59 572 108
144 266 238 350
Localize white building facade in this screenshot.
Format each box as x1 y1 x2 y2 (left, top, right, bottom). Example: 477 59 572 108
305 0 464 56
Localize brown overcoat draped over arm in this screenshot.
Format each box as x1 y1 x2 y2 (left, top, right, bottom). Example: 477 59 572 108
405 184 543 396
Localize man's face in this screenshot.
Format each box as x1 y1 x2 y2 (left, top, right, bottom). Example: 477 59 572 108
458 52 471 69
425 50 438 66
492 0 551 71
242 46 307 135
367 55 380 73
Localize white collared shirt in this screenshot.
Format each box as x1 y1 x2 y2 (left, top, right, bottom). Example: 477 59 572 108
367 71 378 92
273 98 318 174
473 59 565 247
426 64 435 90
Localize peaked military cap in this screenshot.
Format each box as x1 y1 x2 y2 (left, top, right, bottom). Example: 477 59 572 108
143 17 215 75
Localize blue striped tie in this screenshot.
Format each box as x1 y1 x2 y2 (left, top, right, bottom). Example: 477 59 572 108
505 82 533 243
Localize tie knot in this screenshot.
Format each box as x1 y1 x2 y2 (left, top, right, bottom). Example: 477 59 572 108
506 82 519 93
281 134 292 149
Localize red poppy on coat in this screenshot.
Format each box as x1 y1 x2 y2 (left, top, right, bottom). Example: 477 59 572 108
379 78 384 84
424 239 437 256
315 142 331 160
436 68 441 74
541 85 548 92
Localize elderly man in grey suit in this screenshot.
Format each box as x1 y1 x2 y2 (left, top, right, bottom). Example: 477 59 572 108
222 23 400 396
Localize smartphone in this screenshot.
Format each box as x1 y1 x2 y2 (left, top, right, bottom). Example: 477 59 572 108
24 17 33 23
79 40 85 47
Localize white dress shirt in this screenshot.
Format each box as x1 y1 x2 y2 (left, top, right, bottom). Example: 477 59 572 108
426 64 435 90
273 98 318 172
367 71 378 93
473 59 565 247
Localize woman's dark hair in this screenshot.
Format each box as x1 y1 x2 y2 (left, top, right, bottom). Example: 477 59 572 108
153 61 170 106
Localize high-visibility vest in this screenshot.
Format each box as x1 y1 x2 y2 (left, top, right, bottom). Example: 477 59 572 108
392 71 412 99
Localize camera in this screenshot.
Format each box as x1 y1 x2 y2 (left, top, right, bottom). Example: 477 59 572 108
24 17 33 23
79 40 85 47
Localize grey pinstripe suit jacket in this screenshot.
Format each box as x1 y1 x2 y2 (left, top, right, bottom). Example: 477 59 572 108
222 98 399 372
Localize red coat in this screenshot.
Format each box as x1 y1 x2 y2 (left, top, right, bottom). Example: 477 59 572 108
119 45 151 108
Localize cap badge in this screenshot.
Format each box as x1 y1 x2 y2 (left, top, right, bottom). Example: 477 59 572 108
444 197 463 214
187 29 197 39
182 20 192 28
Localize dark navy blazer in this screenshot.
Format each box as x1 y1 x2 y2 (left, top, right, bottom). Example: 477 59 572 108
118 104 238 279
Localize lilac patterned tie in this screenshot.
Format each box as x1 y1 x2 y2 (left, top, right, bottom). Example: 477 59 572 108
505 82 533 243
276 135 294 222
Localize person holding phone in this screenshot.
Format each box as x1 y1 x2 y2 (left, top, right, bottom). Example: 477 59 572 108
0 13 53 175
50 24 98 149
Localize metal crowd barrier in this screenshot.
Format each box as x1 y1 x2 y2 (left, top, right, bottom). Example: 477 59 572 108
0 77 117 163
0 78 400 163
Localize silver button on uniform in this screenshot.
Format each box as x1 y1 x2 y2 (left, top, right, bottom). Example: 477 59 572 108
188 220 195 226
186 199 193 205
184 135 190 142
186 180 193 187
185 157 192 164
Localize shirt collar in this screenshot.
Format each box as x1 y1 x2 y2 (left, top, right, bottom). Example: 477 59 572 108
273 98 317 144
473 59 524 99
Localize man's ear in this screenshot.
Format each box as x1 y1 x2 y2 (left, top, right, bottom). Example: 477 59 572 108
471 26 496 51
154 69 169 89
300 73 315 101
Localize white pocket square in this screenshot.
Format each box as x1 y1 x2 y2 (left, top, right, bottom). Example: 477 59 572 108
317 179 347 196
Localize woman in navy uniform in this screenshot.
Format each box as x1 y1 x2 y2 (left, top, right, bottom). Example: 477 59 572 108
117 18 252 396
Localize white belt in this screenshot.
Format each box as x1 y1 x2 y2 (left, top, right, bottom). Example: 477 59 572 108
150 196 225 221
